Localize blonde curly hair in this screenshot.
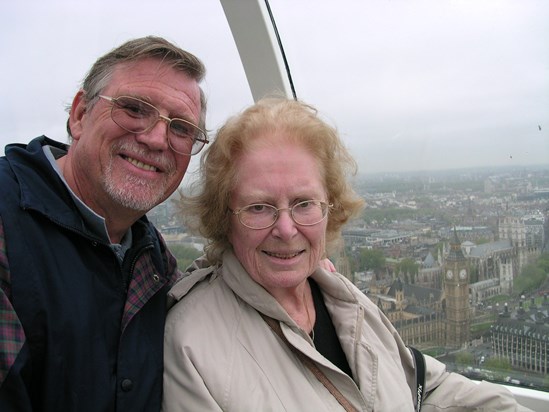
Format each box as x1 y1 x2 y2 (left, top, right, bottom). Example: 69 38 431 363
178 97 364 263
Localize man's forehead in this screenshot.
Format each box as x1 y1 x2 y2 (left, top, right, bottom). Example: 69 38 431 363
108 59 201 112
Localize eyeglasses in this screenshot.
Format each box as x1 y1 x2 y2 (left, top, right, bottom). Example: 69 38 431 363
99 95 209 156
230 200 333 230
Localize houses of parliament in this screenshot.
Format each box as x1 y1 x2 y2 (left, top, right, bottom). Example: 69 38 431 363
338 215 544 351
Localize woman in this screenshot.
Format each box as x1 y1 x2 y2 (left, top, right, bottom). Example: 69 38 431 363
163 98 529 411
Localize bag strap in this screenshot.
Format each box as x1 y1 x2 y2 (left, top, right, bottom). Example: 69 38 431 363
408 346 425 412
261 314 358 412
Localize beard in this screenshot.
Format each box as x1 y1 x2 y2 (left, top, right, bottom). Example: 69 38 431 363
101 142 178 212
102 171 169 211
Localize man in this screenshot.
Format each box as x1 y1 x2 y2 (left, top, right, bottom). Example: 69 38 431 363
0 36 207 411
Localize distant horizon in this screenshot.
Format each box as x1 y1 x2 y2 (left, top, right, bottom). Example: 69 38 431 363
357 162 549 177
2 135 547 179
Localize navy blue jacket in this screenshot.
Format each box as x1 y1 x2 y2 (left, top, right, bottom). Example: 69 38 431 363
0 136 180 411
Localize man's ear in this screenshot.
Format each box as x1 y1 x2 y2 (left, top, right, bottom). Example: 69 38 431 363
68 90 87 141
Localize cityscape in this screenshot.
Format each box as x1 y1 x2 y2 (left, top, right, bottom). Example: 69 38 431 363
150 163 549 390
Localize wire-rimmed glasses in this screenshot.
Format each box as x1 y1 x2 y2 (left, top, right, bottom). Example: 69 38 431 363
99 95 209 156
230 200 333 230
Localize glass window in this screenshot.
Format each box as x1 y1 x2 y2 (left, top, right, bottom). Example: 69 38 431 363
267 0 548 392
2 0 548 396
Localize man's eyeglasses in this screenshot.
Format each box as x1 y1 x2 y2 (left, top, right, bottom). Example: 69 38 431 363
230 200 333 230
99 95 209 156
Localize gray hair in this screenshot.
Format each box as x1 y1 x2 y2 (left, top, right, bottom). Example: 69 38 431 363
66 36 206 137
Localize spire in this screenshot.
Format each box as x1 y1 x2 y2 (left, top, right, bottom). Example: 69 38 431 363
446 226 465 262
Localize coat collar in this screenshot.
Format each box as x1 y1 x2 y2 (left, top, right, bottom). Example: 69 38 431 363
222 250 359 323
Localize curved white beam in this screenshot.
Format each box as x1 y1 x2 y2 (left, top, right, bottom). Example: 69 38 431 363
219 0 293 102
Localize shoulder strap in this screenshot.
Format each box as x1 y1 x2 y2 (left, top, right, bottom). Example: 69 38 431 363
408 346 425 412
261 314 358 412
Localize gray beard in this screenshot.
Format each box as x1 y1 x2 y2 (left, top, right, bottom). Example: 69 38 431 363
101 168 169 212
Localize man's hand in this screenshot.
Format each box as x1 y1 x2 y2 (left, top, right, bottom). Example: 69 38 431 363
319 258 336 272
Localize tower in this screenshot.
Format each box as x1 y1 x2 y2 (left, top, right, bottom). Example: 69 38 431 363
334 242 352 282
444 228 470 348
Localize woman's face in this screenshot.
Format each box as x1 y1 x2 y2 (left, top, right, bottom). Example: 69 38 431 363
228 137 328 294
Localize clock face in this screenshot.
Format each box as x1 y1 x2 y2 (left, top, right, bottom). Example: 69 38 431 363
459 269 467 280
446 270 453 279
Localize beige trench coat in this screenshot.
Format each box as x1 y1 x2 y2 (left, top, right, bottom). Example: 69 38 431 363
163 250 530 411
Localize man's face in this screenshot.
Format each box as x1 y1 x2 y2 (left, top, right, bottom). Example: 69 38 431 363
68 58 202 215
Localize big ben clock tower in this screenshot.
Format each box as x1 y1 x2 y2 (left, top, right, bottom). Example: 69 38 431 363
444 228 470 348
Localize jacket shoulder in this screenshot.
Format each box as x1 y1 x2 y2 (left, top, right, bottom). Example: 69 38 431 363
167 265 217 302
166 267 239 329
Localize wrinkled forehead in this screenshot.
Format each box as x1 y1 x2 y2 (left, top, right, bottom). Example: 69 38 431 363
108 58 202 116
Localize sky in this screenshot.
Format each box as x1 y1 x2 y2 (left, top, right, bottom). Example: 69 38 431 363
1 0 548 175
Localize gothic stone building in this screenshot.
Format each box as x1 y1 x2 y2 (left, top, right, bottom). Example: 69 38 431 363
492 297 549 375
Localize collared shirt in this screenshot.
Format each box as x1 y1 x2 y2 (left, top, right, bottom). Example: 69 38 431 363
43 145 132 264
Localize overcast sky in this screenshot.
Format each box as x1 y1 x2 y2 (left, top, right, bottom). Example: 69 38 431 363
1 0 548 175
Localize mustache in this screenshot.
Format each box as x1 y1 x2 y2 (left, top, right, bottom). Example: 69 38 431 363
113 141 177 175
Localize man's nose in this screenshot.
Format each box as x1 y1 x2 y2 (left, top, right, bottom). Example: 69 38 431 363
135 118 170 151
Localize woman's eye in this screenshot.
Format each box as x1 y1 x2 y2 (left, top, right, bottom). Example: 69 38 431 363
248 204 267 213
296 200 313 209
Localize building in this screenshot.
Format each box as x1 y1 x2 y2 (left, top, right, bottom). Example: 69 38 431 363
369 277 446 349
465 239 514 295
469 278 501 307
443 229 471 349
492 298 549 375
499 215 543 275
352 213 543 351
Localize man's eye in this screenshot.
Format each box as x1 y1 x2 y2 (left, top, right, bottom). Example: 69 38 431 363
118 101 152 117
170 121 195 138
124 104 144 115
